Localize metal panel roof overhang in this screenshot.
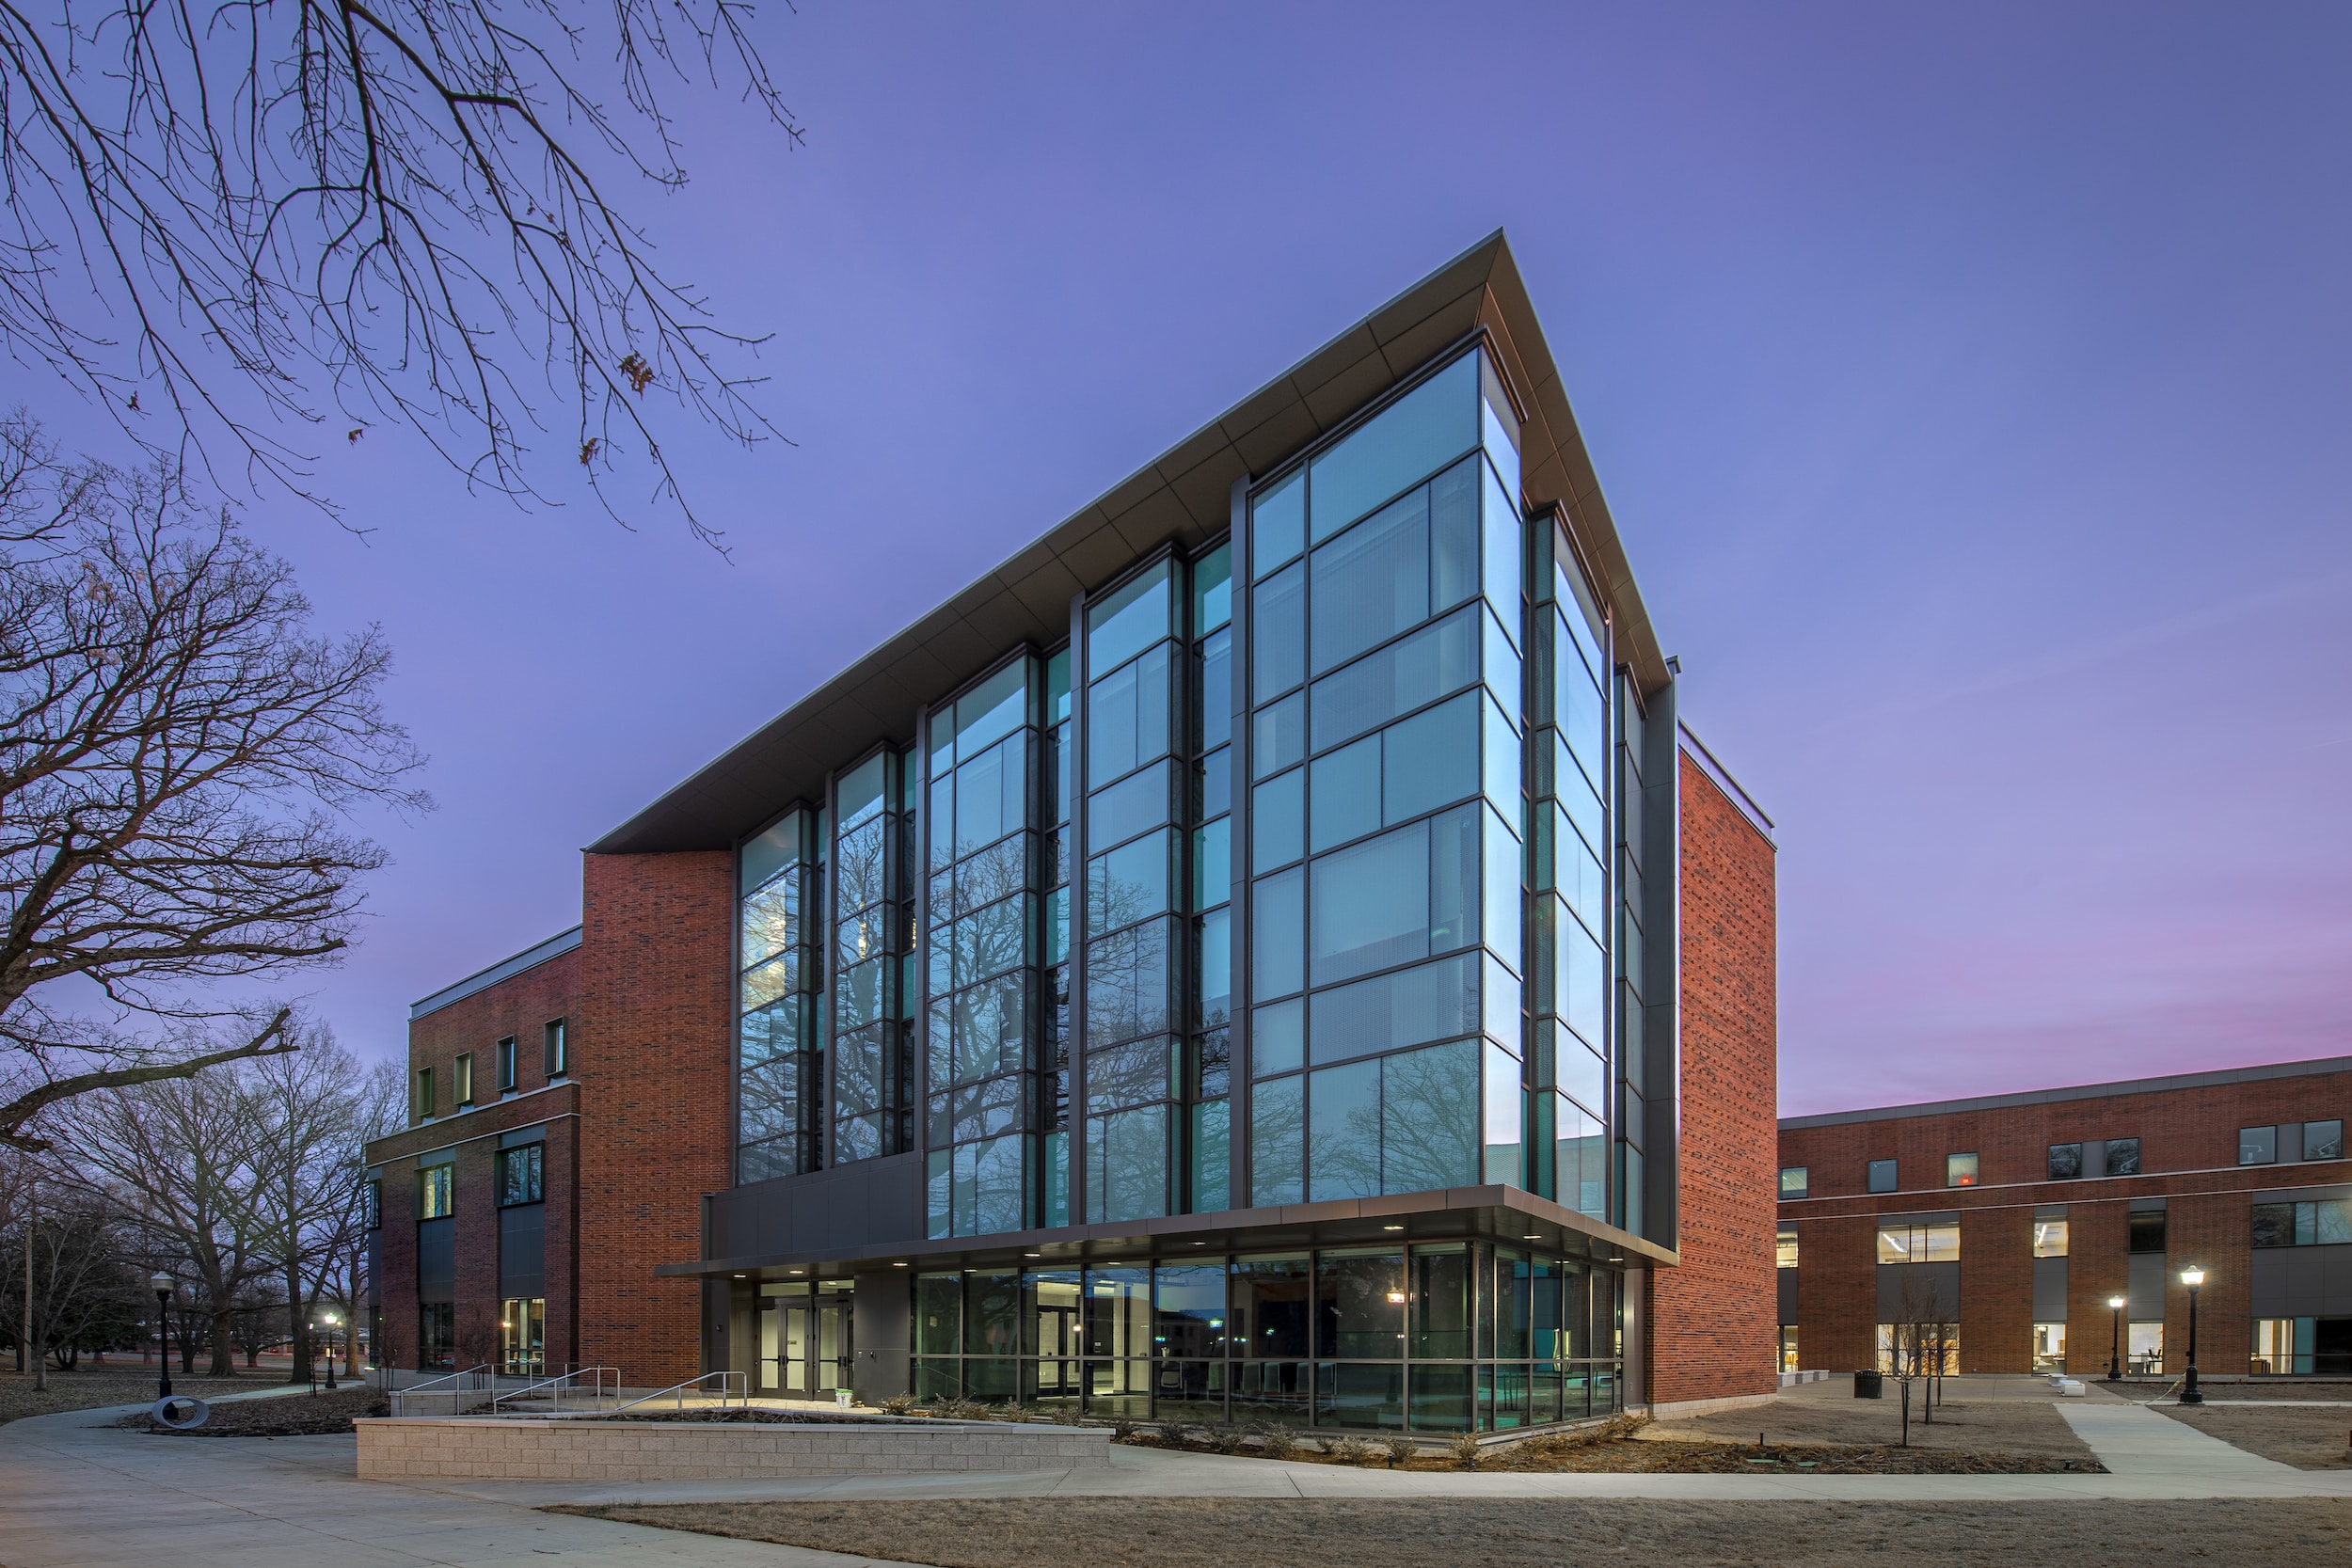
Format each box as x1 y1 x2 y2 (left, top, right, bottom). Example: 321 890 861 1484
655 1184 1677 1280
592 230 1670 857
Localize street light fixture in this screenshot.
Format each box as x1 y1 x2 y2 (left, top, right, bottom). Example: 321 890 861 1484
150 1274 175 1402
2106 1295 2125 1381
2180 1267 2206 1405
321 1313 340 1390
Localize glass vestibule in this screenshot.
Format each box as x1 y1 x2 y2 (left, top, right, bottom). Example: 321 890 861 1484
910 1243 1621 1430
758 1281 853 1397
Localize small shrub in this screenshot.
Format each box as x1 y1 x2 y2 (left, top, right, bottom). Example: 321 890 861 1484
877 1395 918 1416
1258 1425 1298 1461
1329 1435 1376 1465
994 1402 1033 1423
1383 1434 1419 1467
1109 1417 1140 1442
1447 1431 1483 1470
1156 1418 1195 1448
1209 1423 1248 1454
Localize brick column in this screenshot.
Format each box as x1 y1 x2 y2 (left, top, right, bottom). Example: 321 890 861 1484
2168 1192 2251 1380
1959 1207 2032 1372
1799 1213 1880 1372
2065 1199 2129 1376
375 1157 420 1370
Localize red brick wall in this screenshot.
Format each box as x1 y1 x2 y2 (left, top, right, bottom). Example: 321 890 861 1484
1648 752 1778 1406
577 850 734 1386
1779 1065 2352 1376
1795 1213 1879 1372
405 947 580 1117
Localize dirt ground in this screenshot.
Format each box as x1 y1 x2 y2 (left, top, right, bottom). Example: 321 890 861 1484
2111 1379 2352 1402
112 1385 385 1436
1645 1378 2098 1461
558 1497 2352 1567
0 1370 257 1425
2158 1403 2352 1469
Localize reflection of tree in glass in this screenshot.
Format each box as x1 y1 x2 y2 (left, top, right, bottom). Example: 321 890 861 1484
1085 847 1171 1052
836 817 891 913
741 869 801 966
1377 1043 1480 1193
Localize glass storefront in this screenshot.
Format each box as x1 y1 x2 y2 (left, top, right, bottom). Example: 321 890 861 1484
757 1280 854 1396
908 1244 1621 1430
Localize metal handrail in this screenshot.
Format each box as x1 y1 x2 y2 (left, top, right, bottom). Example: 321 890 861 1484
389 1365 493 1418
609 1370 748 1417
487 1366 620 1416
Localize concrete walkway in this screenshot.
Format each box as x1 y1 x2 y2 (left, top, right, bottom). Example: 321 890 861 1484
5 1386 2351 1568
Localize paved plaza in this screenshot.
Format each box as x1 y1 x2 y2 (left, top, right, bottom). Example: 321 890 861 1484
3 1381 2348 1567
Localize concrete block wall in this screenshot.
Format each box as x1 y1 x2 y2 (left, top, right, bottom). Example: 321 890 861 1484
354 1418 1110 1481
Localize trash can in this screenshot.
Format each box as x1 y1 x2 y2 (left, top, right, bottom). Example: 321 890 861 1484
1853 1370 1883 1400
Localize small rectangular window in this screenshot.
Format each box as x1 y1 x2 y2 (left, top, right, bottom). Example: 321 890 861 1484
2127 1210 2166 1254
2032 1218 2069 1258
544 1018 569 1077
414 1067 435 1120
453 1052 475 1107
2046 1142 2082 1180
419 1164 453 1220
1778 1165 1808 1199
2303 1120 2344 1162
2104 1137 2141 1177
2030 1322 2066 1372
1947 1152 1979 1188
497 1144 544 1207
496 1037 518 1093
363 1180 381 1230
1873 1221 1960 1263
1867 1158 1897 1194
1776 1227 1800 1269
2252 1203 2295 1249
2239 1126 2277 1165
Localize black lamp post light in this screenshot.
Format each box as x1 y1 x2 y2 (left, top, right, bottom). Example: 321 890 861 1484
2106 1293 2125 1381
2180 1266 2206 1405
150 1274 174 1402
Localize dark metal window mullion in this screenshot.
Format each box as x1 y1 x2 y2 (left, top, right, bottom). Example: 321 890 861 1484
913 704 935 1162
1066 590 1090 1227
1227 477 1252 1212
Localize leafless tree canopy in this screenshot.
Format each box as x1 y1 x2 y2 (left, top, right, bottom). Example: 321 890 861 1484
0 415 427 1149
0 0 800 538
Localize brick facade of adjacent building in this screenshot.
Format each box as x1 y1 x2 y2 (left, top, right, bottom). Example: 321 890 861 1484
1647 752 1779 1408
1779 1060 2352 1376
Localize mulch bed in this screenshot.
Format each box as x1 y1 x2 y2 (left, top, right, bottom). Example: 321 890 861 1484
114 1385 387 1435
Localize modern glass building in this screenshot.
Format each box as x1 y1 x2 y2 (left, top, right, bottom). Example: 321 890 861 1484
366 232 1781 1430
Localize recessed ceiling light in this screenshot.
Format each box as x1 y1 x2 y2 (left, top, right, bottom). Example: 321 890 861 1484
1523 1235 1541 1241
1025 1252 1041 1258
733 1274 747 1278
1381 1225 1404 1231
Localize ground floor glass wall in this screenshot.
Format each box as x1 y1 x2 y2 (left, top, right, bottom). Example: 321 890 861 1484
909 1244 1621 1431
758 1280 854 1395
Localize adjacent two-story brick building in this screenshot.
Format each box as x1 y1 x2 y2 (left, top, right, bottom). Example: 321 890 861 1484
1776 1056 2352 1378
364 232 1783 1427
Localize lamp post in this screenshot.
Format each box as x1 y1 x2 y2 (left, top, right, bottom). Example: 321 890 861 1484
2106 1295 2125 1380
150 1274 175 1402
2180 1267 2206 1405
321 1314 339 1390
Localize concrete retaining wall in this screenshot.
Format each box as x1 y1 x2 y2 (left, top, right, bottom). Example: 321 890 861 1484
355 1418 1109 1481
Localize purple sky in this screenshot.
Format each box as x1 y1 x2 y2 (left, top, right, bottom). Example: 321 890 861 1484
49 4 2351 1117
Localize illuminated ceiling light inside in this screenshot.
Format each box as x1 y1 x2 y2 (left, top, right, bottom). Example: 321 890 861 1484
1381 1225 1404 1231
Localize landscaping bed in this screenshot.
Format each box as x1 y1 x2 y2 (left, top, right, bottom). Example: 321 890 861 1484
115 1385 386 1435
2156 1402 2352 1469
553 1497 2348 1568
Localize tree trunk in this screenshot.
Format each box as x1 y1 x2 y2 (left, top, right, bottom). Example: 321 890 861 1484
285 1261 310 1384
208 1307 235 1376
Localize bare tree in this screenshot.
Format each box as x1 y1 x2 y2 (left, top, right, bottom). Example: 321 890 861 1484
0 1179 142 1388
0 418 427 1150
0 0 801 537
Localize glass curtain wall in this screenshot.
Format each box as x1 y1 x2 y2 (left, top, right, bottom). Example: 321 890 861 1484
1082 560 1184 1223
1613 677 1645 1233
1191 546 1234 1212
925 659 1042 1237
834 750 915 1162
1529 520 1612 1218
1245 347 1533 1206
1043 651 1073 1227
909 1248 1622 1430
739 808 820 1181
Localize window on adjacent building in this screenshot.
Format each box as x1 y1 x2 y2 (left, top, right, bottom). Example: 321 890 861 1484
2032 1217 2069 1258
2240 1126 2277 1165
1875 1221 1960 1263
496 1037 518 1093
453 1052 475 1107
2031 1322 2066 1372
544 1018 569 1077
2252 1198 2352 1248
419 1164 453 1219
1776 1227 1799 1269
1867 1159 1898 1194
497 1144 544 1206
414 1066 435 1120
2105 1137 2141 1177
363 1180 380 1230
1779 1166 1808 1199
2127 1322 2163 1374
2126 1210 2166 1253
1947 1152 1979 1188
2047 1143 2082 1180
2304 1120 2344 1162
1777 1325 1799 1373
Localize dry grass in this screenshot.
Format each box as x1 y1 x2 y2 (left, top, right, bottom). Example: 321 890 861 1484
1645 1388 2097 1461
111 1385 385 1436
554 1497 2352 1567
0 1370 258 1425
2157 1403 2352 1469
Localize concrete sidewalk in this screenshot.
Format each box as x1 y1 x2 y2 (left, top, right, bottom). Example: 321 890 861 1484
6 1388 2351 1568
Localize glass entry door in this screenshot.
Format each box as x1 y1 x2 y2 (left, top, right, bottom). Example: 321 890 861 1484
759 1281 852 1397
